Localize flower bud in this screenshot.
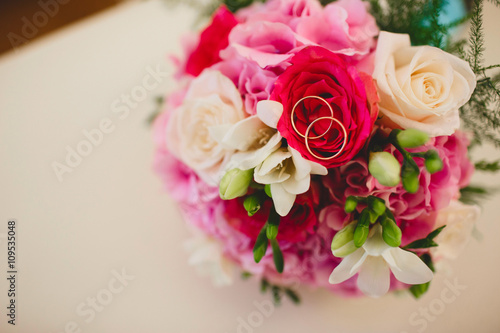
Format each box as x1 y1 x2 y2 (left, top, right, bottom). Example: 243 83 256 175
331 222 357 257
401 160 420 194
266 224 279 240
244 195 262 217
344 196 358 213
380 216 402 247
425 150 444 174
354 210 370 248
369 152 401 187
219 168 254 200
368 196 386 217
396 129 429 148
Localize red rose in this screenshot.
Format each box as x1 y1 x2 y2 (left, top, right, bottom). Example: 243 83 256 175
185 6 238 77
274 46 379 168
224 194 317 243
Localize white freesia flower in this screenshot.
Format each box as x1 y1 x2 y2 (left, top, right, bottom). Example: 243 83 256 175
254 146 327 216
373 32 476 137
213 100 327 216
211 100 283 171
185 234 234 286
167 69 246 186
329 224 433 297
432 200 480 260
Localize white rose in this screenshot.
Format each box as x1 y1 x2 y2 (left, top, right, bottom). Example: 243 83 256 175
166 70 246 185
432 200 480 260
373 32 476 137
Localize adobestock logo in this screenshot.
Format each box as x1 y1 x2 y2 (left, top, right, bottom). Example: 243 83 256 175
51 64 170 182
54 268 135 333
235 299 275 333
401 278 467 333
7 0 72 51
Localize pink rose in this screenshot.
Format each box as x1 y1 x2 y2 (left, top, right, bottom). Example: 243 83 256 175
296 0 378 60
238 0 322 29
221 20 301 68
184 6 238 77
214 57 278 115
274 46 379 168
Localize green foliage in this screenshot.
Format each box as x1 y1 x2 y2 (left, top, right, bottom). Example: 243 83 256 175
260 279 301 305
146 96 164 125
475 159 500 172
404 226 446 250
459 0 500 146
460 185 496 205
368 0 451 48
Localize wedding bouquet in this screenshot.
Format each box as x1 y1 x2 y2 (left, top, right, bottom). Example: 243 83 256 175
153 0 500 301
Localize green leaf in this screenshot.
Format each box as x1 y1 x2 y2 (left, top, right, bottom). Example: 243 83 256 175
241 272 252 280
427 225 446 241
260 279 269 293
253 226 269 263
284 289 301 305
266 207 281 240
410 282 430 299
270 239 284 273
404 226 446 250
272 286 282 306
459 185 496 205
474 159 500 172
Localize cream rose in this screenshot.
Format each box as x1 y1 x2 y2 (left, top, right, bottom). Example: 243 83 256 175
167 70 246 185
432 200 480 260
373 32 476 137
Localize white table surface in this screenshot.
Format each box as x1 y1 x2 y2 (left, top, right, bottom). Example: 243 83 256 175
1 1 500 332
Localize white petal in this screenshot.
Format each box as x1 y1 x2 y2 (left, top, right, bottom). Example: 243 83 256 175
309 160 328 176
282 176 310 195
363 224 391 256
219 116 267 151
329 248 367 284
270 183 296 216
232 133 282 170
357 256 391 298
289 147 312 180
255 149 291 176
383 248 434 285
257 100 284 129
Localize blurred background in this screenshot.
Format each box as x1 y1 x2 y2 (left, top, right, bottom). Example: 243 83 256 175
0 0 123 55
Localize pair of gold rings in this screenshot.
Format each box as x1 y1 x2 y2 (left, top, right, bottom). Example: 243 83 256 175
290 96 347 160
